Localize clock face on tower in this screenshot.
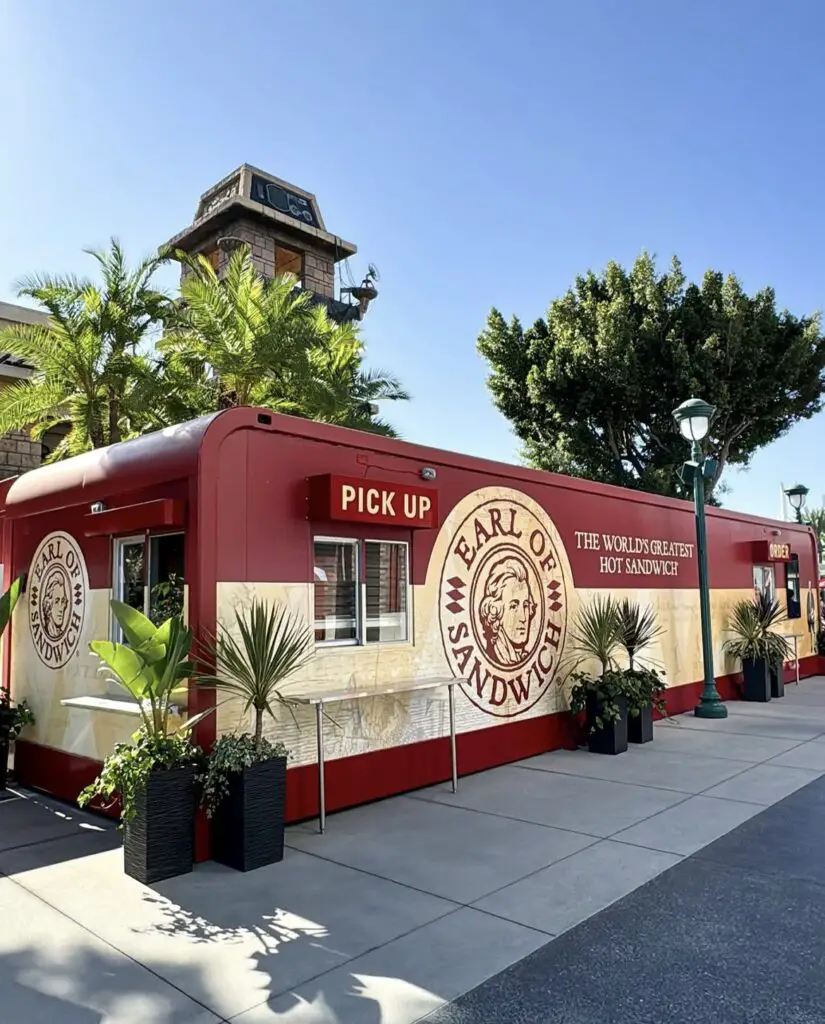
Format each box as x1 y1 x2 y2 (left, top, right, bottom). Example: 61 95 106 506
250 175 319 228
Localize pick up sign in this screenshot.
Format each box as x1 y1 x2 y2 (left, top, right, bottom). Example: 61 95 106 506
309 474 438 529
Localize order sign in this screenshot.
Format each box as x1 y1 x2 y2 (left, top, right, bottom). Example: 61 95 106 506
309 474 438 528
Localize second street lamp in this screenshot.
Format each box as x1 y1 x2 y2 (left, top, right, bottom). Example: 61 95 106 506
672 397 728 720
784 483 809 524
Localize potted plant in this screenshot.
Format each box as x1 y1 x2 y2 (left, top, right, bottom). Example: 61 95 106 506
196 600 314 872
78 601 211 885
0 575 28 791
563 596 631 754
724 599 770 702
568 668 632 755
755 592 794 699
616 598 666 744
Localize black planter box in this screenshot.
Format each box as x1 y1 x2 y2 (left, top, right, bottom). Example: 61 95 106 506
211 756 287 872
769 664 785 699
628 704 654 744
742 657 770 702
586 696 628 755
124 765 196 885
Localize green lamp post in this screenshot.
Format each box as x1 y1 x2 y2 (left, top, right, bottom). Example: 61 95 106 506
673 397 727 720
784 483 809 524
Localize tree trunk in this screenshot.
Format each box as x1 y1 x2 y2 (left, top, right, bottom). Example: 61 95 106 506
254 709 263 745
108 388 122 445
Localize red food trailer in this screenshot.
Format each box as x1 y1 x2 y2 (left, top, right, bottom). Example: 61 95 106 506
1 408 819 828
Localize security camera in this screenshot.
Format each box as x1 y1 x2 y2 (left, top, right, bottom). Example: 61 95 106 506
90 501 107 514
419 467 437 482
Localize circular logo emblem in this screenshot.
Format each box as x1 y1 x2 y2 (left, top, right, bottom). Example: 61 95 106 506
439 496 569 717
28 531 88 668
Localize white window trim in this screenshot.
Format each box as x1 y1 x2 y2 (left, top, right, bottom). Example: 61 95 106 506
313 537 412 648
112 534 147 642
363 537 411 647
314 537 360 648
111 531 186 639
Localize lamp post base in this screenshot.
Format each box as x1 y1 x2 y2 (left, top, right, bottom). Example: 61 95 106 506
694 693 728 719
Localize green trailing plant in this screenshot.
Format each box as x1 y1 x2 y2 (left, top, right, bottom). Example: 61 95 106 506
623 667 667 719
78 601 211 824
195 600 315 815
567 669 631 734
0 694 35 738
199 733 288 818
616 598 664 670
150 572 184 625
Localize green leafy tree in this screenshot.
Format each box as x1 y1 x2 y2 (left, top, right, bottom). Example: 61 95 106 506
151 246 407 436
0 240 171 458
478 251 825 499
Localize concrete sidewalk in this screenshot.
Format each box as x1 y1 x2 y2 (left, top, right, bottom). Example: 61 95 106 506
3 680 825 1023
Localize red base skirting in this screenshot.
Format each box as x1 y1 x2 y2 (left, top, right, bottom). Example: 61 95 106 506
15 655 825 861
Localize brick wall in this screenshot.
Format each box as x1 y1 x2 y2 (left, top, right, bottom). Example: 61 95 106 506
0 430 41 479
181 217 335 297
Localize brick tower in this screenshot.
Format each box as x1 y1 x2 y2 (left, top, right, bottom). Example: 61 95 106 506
165 165 375 324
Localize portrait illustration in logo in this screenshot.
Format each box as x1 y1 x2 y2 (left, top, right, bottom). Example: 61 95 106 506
41 567 71 640
438 494 569 718
28 532 88 669
477 553 539 669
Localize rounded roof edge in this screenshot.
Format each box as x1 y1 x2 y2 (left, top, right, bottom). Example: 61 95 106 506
3 413 223 517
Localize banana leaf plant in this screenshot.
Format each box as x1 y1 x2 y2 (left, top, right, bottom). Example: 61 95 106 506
90 600 212 739
1 575 27 722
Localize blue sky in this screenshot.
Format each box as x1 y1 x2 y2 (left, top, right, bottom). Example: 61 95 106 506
2 0 824 518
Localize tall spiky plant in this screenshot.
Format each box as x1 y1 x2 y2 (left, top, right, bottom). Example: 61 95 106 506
198 600 314 744
616 598 664 670
0 240 171 457
569 595 622 675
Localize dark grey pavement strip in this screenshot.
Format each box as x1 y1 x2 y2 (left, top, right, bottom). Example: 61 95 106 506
420 774 825 1024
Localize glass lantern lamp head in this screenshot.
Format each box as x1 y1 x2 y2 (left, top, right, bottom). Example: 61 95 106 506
672 398 716 444
785 483 809 513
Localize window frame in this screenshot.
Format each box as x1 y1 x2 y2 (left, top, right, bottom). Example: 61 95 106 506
362 537 411 646
786 553 802 619
312 536 411 648
753 564 776 601
111 531 186 642
313 536 361 648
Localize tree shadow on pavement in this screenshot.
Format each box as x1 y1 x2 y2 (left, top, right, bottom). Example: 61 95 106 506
0 938 219 1023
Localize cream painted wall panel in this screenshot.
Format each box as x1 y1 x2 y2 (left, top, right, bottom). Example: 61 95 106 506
12 587 135 759
214 580 817 771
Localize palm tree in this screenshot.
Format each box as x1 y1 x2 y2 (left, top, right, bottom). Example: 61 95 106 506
154 245 408 436
156 246 325 411
276 326 409 437
0 240 171 458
